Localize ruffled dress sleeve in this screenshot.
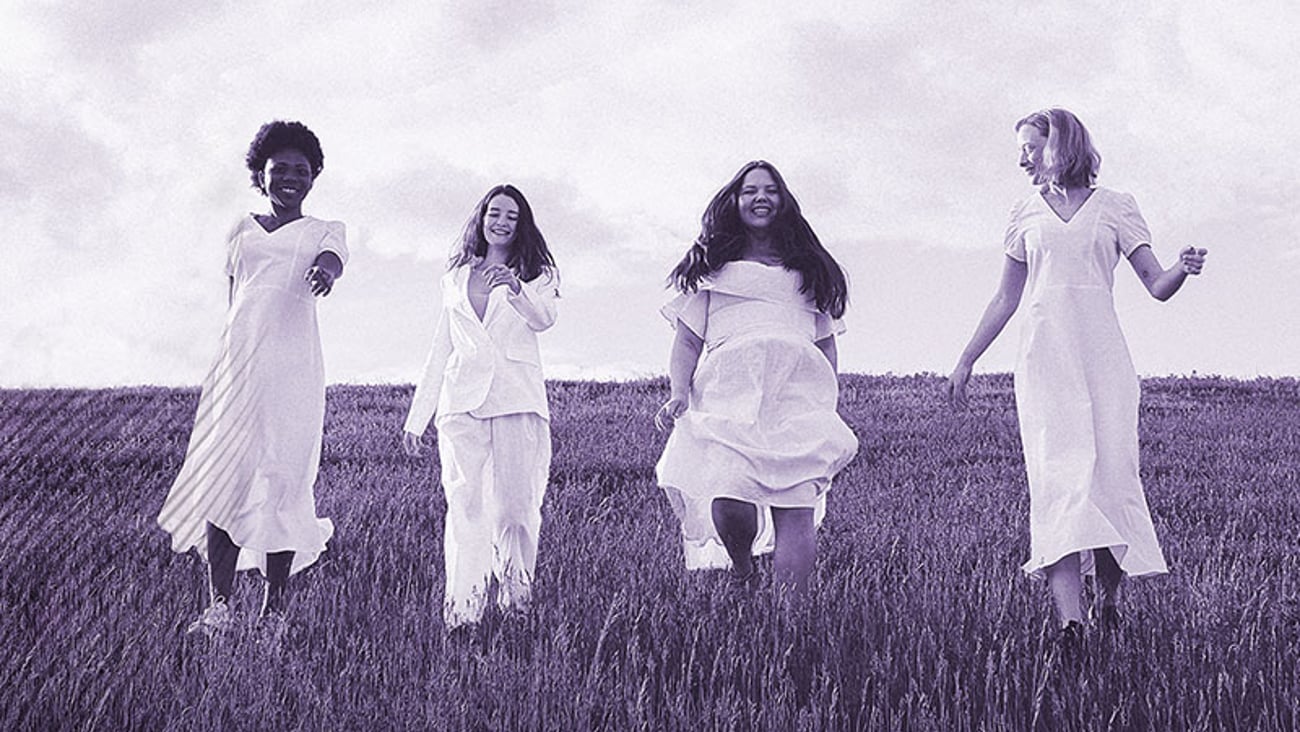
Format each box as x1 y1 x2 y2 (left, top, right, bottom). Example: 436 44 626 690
1113 191 1152 257
660 290 710 340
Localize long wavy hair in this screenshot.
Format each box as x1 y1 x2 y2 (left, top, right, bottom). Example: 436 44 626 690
448 184 555 282
669 160 848 318
1015 108 1101 193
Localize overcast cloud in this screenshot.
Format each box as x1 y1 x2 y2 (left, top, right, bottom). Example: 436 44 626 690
2 1 1296 387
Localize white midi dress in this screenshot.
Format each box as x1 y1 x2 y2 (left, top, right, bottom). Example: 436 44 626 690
1005 187 1168 578
158 215 347 576
655 261 859 570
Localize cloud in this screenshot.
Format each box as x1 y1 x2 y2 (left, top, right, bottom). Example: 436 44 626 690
2 1 1296 385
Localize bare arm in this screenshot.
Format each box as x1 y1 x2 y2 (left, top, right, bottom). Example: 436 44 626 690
815 335 838 372
1128 245 1206 301
654 321 704 432
948 255 1028 408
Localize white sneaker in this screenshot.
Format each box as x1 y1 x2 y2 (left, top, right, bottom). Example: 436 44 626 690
186 600 233 637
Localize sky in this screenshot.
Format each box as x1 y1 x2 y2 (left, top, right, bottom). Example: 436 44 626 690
2 1 1296 387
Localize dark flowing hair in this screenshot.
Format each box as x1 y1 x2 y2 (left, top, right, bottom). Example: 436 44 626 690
669 160 848 318
448 184 556 282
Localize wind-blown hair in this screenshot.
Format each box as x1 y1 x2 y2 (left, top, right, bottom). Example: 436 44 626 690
669 160 848 318
245 120 324 194
448 184 556 283
1015 108 1101 192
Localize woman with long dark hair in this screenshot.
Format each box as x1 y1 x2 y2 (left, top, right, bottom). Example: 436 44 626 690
655 160 858 592
403 184 559 629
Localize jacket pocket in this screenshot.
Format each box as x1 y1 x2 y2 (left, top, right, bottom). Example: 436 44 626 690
504 341 541 366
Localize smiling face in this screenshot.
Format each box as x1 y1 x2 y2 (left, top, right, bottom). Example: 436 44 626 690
261 148 314 210
1017 125 1047 186
482 193 520 249
737 167 781 231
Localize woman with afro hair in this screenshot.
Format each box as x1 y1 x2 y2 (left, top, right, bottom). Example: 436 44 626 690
654 160 858 592
159 120 347 635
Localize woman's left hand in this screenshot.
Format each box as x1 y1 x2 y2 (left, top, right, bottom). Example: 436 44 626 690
481 264 521 294
305 265 335 297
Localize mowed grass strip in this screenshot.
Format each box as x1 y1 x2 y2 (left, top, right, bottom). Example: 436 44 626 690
0 375 1297 731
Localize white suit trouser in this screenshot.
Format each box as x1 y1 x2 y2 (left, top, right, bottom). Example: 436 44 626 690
436 412 550 627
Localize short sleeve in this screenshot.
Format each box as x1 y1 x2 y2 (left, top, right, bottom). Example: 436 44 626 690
223 218 244 277
660 290 709 339
319 220 349 267
1003 200 1027 262
1114 192 1152 257
814 312 846 341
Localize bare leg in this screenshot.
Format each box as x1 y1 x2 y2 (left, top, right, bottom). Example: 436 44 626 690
711 498 757 578
206 522 239 605
262 551 293 616
1093 547 1123 608
771 507 816 592
1044 552 1083 627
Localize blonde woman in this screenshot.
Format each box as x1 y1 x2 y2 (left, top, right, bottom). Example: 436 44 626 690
949 108 1207 653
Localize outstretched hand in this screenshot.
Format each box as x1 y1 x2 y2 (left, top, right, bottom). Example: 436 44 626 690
305 265 335 297
654 398 687 433
1179 246 1207 275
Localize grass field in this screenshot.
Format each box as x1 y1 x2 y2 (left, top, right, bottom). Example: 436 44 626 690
1 374 1297 731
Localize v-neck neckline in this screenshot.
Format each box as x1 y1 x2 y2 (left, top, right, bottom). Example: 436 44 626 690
464 266 496 324
1039 188 1096 225
250 213 308 235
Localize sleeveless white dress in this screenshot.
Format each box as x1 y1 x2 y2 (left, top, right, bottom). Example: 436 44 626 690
656 261 859 569
1004 187 1167 578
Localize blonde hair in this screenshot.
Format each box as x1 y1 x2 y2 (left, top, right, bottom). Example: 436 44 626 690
1016 108 1101 196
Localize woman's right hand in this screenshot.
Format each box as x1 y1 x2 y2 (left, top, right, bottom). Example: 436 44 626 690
947 364 972 410
402 430 424 457
654 398 687 433
1179 246 1208 275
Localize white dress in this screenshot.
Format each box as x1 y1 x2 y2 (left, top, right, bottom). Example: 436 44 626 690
1005 187 1168 578
655 261 859 569
158 215 347 576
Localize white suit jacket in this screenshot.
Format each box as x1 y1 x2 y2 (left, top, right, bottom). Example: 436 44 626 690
404 265 559 434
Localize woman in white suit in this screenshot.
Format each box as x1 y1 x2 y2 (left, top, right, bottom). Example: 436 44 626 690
403 184 559 629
